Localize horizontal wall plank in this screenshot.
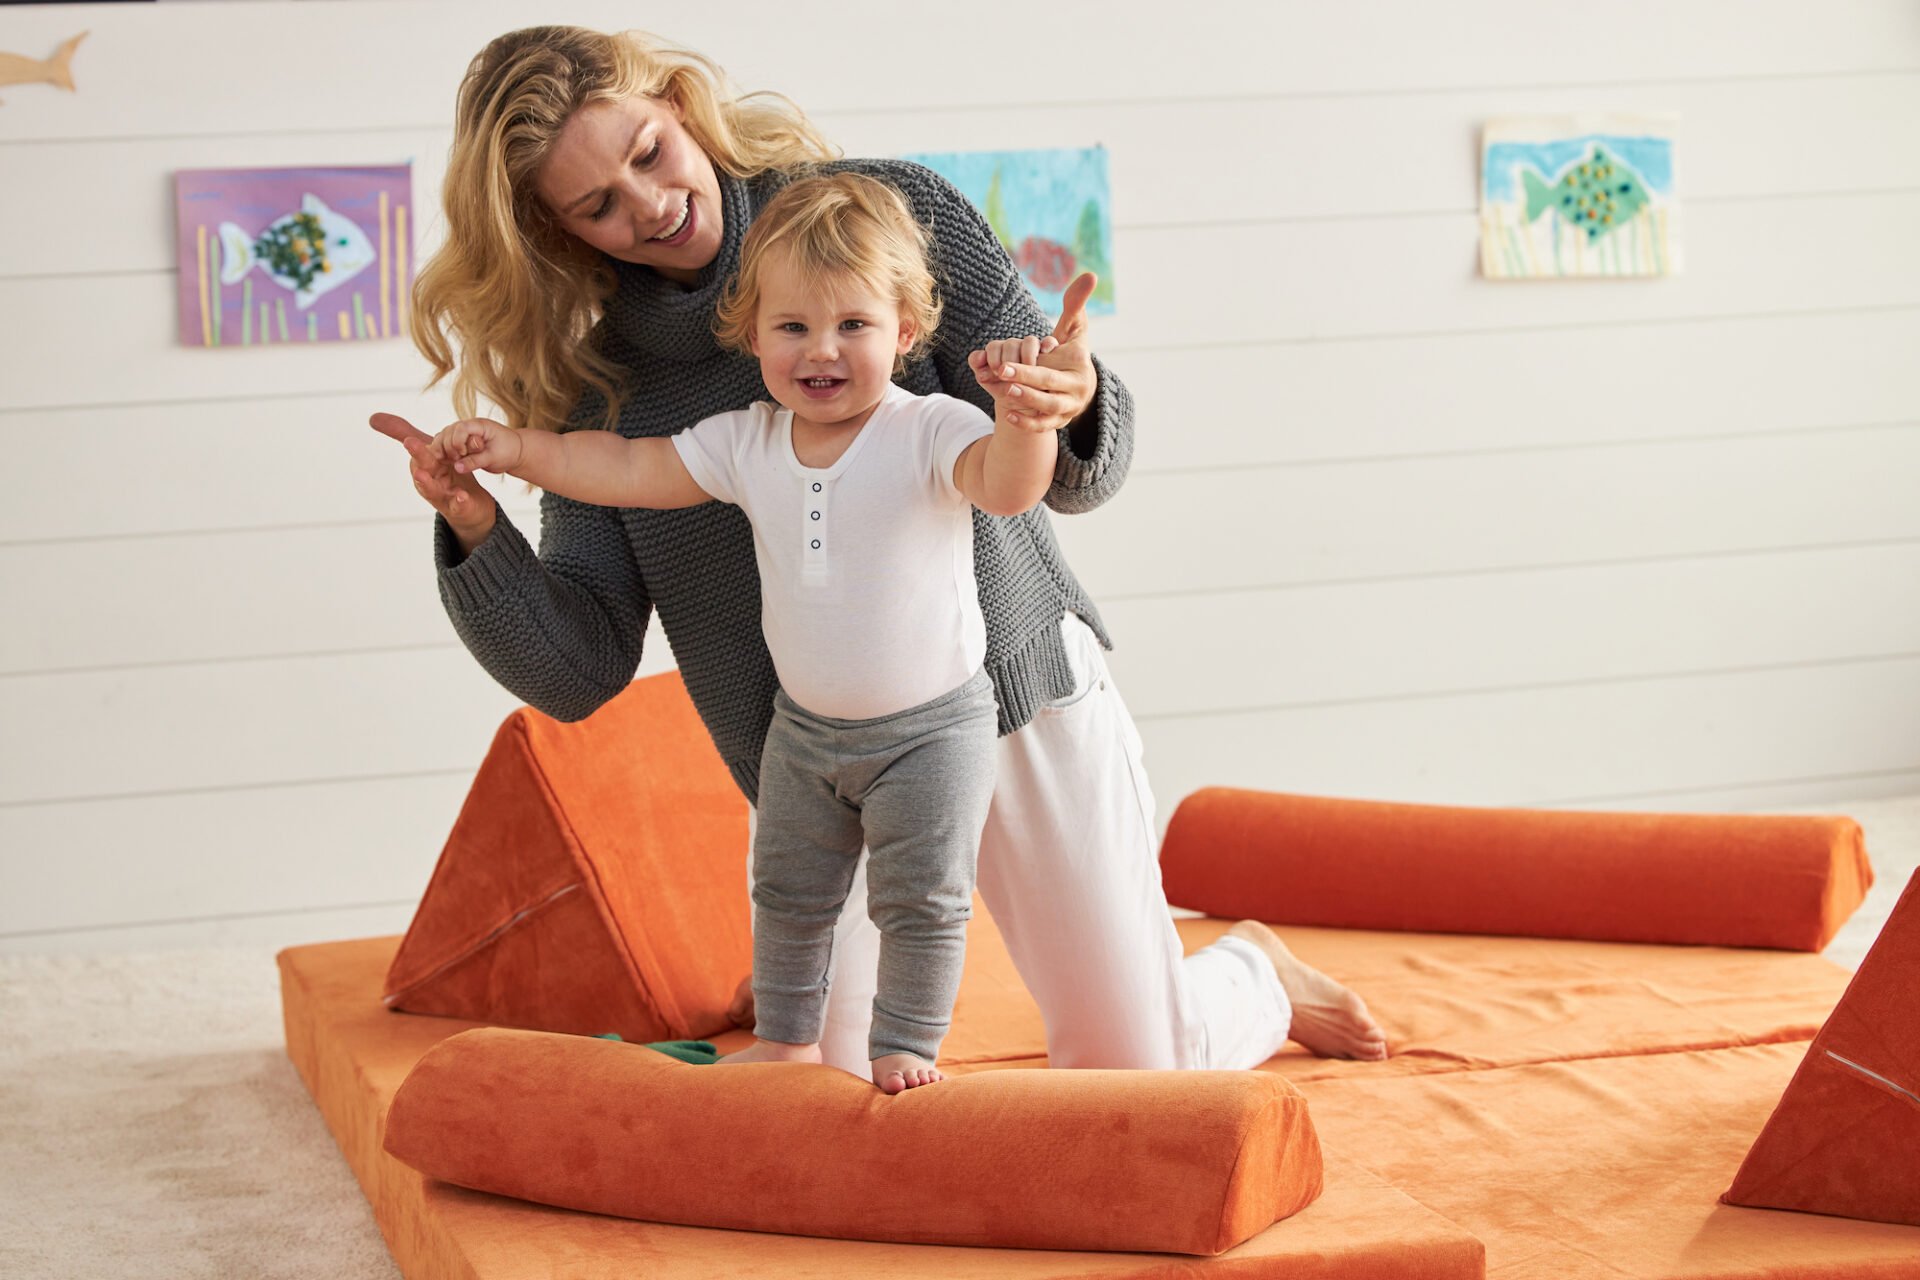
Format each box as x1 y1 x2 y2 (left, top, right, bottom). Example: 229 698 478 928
4 0 1914 143
4 310 1911 546
6 192 1917 414
1060 424 1920 601
1101 542 1920 720
0 773 471 937
1122 308 1920 475
0 390 539 544
9 427 1912 673
0 640 681 807
1132 655 1920 820
0 655 522 807
1542 768 1920 814
0 273 432 412
0 903 418 956
0 129 447 282
1094 191 1920 354
10 73 1919 279
0 515 632 674
837 73 1920 224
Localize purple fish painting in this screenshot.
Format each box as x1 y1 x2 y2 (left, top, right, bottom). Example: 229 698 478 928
174 165 413 348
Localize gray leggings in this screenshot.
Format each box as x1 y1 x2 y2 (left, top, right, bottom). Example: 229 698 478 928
750 670 998 1062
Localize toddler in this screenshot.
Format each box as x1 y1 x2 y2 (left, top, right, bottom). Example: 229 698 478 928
431 172 1058 1093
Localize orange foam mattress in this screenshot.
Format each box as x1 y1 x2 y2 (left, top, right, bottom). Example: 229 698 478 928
280 914 1920 1278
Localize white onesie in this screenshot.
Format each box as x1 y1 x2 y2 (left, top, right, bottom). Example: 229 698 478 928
671 382 996 721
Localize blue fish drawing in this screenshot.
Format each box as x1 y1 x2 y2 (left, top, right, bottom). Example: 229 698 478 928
1518 144 1651 242
218 194 375 310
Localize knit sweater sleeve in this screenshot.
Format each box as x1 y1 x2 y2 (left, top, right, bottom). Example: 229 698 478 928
432 486 650 722
850 159 1135 516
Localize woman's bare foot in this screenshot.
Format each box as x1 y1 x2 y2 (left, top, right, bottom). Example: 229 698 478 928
717 1038 822 1066
1228 920 1389 1061
871 1053 944 1094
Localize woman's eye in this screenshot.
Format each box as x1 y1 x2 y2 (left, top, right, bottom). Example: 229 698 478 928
588 195 614 221
634 142 663 169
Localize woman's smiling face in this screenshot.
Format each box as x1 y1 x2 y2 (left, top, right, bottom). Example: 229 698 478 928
535 94 724 282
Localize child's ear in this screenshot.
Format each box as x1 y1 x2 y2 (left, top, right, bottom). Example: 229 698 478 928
896 318 916 356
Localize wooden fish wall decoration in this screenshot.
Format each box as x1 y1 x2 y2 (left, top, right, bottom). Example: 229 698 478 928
0 32 88 106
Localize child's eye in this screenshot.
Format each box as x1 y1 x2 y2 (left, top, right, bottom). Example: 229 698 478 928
840 320 867 331
779 322 806 334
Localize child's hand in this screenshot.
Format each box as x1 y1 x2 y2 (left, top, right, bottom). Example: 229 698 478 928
432 418 522 475
967 272 1099 435
970 334 1060 431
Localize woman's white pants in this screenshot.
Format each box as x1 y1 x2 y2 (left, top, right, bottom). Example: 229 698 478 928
748 616 1292 1075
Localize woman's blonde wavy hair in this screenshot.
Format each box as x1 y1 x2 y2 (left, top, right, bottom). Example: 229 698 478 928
714 172 942 374
410 26 838 432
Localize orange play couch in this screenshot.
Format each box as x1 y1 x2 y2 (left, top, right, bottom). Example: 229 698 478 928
278 672 1920 1278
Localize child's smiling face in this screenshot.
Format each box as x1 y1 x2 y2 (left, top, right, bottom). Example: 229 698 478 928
749 251 914 434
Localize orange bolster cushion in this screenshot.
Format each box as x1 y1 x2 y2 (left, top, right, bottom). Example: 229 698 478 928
383 1028 1324 1255
1160 788 1870 951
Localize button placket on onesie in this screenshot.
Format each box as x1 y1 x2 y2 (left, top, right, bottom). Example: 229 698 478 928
802 476 828 582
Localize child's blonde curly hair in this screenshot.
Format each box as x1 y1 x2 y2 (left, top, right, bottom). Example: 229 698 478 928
714 172 942 372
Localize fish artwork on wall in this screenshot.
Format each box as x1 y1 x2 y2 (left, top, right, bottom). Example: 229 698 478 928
901 146 1116 317
0 31 87 105
174 165 413 348
1480 114 1680 279
219 195 377 310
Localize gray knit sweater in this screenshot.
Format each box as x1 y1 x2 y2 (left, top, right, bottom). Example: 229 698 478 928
433 158 1134 803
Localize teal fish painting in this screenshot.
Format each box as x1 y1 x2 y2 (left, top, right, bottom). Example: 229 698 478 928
1520 144 1650 241
1478 114 1679 279
903 147 1116 315
218 194 375 310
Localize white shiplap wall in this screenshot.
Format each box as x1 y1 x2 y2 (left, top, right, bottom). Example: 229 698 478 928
3 1 1917 951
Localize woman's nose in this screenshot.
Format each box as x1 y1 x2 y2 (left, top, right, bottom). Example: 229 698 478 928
623 177 673 226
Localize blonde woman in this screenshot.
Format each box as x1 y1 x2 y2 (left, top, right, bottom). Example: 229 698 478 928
372 25 1386 1076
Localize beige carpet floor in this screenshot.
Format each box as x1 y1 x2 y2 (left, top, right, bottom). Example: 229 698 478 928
3 795 1915 1280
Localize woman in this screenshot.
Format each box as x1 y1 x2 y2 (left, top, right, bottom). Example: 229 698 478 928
374 25 1385 1074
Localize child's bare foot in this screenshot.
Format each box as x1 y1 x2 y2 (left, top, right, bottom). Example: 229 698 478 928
716 1038 822 1066
871 1053 944 1094
1227 920 1389 1061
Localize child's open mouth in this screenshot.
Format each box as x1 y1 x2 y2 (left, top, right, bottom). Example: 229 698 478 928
799 377 846 398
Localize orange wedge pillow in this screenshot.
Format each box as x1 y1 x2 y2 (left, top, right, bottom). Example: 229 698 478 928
383 1028 1324 1255
381 673 753 1043
1160 788 1869 951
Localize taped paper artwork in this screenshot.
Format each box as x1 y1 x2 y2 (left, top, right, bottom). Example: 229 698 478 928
1480 116 1678 279
174 165 412 347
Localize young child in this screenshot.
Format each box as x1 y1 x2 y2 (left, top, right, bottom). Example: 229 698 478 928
430 172 1059 1094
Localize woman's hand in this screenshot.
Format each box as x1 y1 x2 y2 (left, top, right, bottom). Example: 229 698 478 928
369 411 498 554
967 272 1098 434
